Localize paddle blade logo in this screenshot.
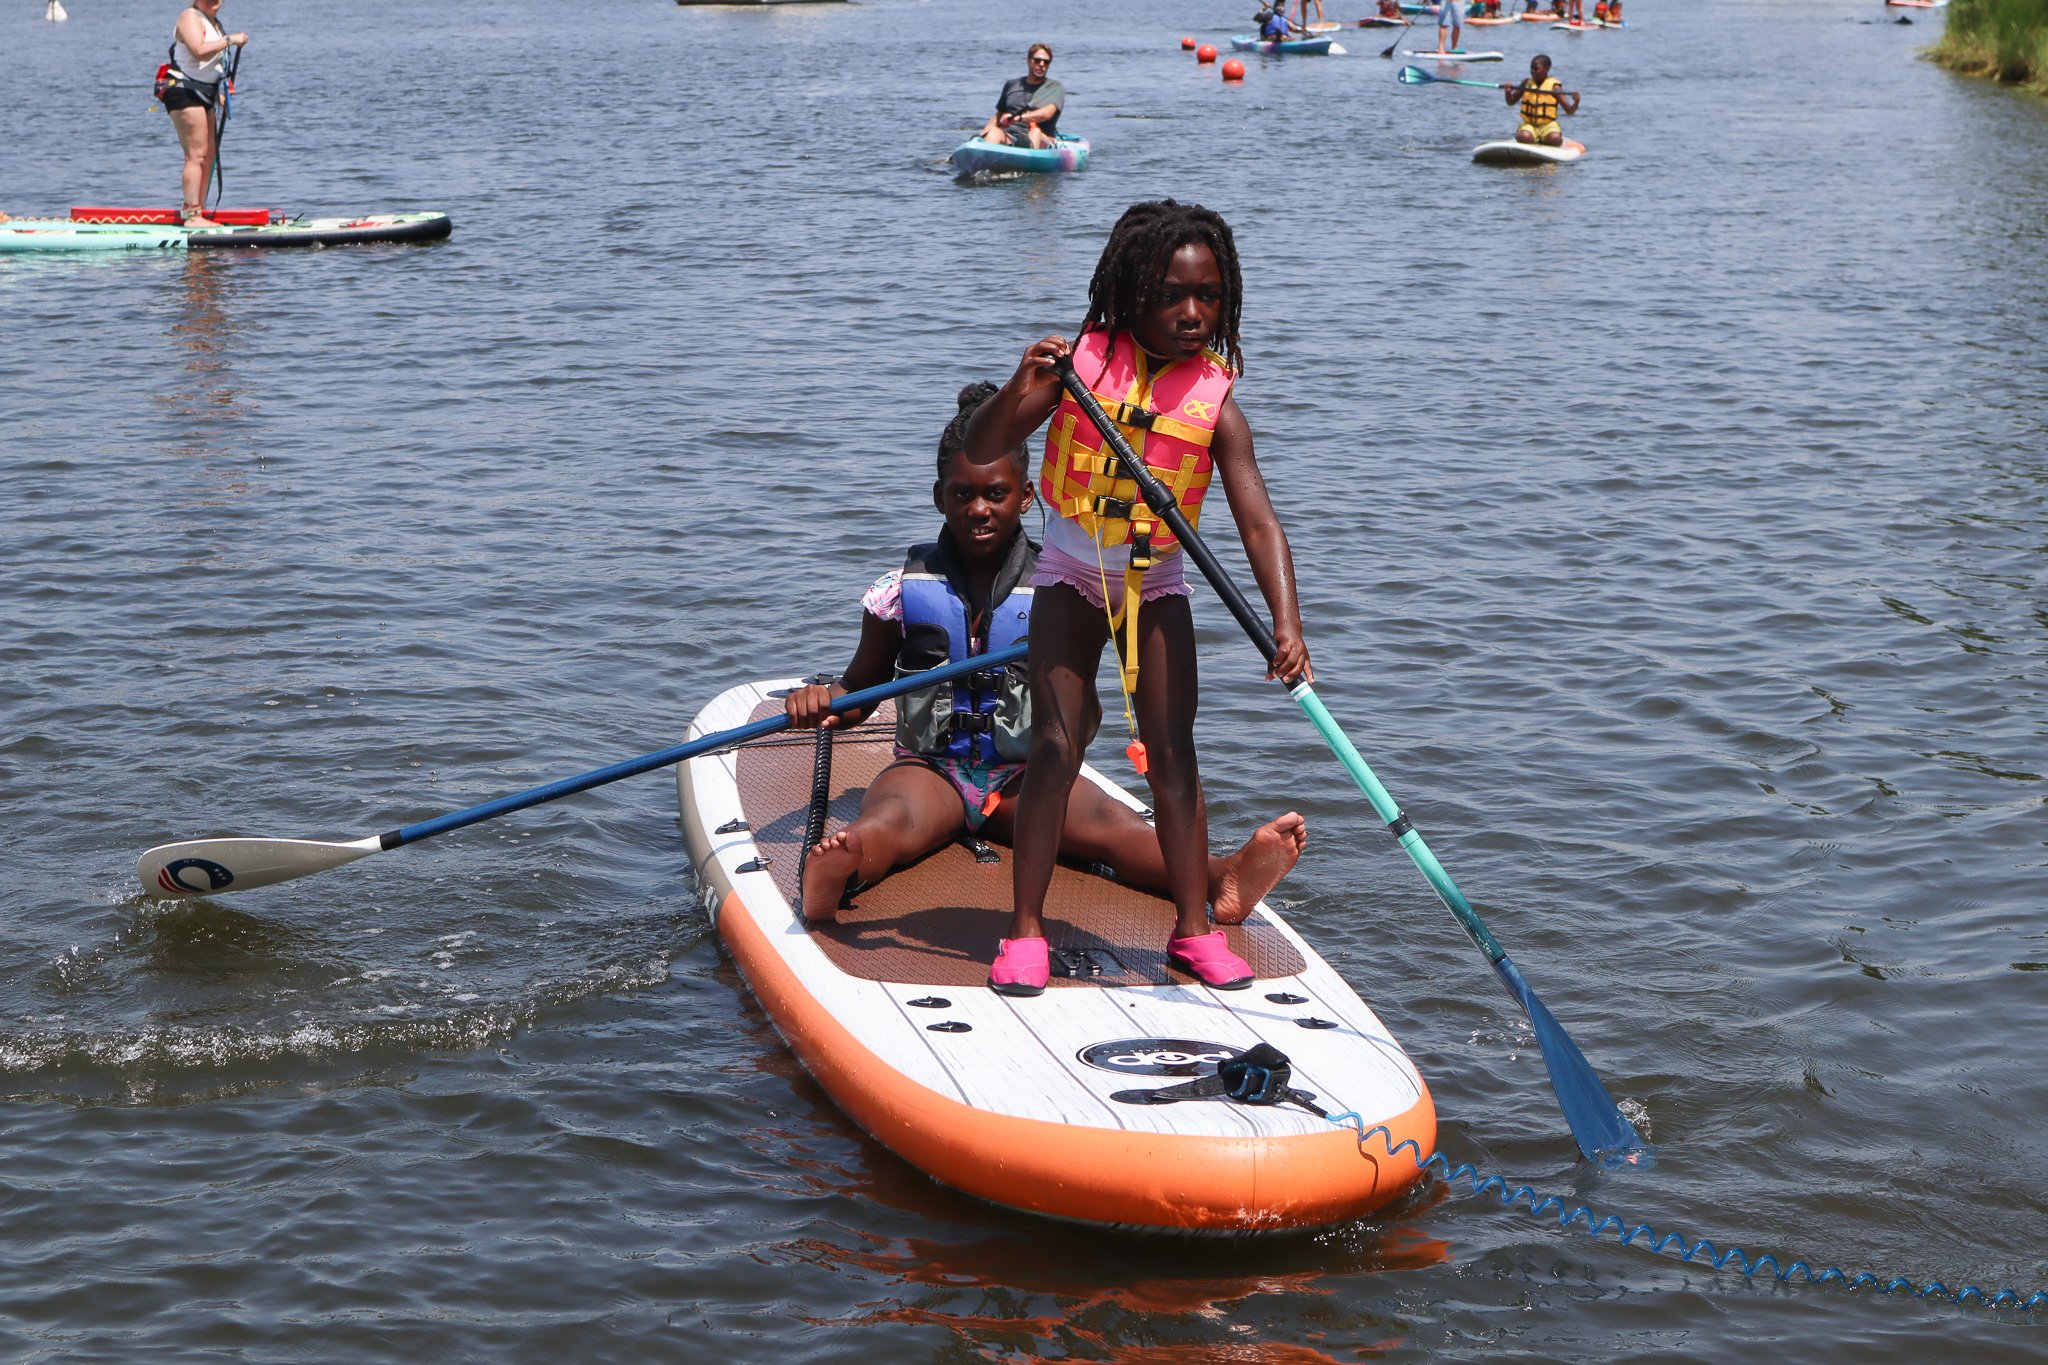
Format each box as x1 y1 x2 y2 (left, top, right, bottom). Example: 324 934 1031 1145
157 857 234 895
1079 1038 1235 1076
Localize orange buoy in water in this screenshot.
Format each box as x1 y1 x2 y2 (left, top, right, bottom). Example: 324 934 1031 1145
1222 58 1246 80
1196 43 1218 63
1181 35 1197 49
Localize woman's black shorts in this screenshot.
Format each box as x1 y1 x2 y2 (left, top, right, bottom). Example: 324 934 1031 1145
161 81 216 112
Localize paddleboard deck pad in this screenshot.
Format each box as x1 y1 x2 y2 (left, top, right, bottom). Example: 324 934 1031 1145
949 133 1090 176
0 209 452 253
1473 137 1586 164
678 683 1435 1233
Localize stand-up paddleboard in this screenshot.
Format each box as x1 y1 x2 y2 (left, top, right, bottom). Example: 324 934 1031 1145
1473 137 1586 164
1551 20 1603 30
1518 10 1561 17
678 683 1437 1234
1231 33 1341 53
1885 0 1947 7
1360 14 1408 24
1306 20 1343 31
949 132 1090 176
1402 47 1505 59
1 208 453 252
1469 14 1520 23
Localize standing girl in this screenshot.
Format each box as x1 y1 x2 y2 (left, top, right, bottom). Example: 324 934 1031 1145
965 199 1312 996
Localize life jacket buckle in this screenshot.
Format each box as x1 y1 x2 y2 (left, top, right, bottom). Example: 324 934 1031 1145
950 712 996 735
1129 531 1154 571
1092 496 1134 521
961 668 1006 692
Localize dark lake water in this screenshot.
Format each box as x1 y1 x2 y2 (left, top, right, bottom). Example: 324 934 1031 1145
6 0 2046 1355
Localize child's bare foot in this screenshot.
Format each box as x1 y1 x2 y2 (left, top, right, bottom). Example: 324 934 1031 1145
801 828 863 923
1209 812 1307 925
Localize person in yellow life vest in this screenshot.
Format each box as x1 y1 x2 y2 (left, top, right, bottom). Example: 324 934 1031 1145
963 199 1313 998
1505 54 1578 146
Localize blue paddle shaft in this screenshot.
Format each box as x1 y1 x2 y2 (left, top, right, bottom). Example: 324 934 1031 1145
384 643 1027 848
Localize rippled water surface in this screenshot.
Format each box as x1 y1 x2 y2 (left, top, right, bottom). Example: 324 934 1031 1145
6 0 2046 1355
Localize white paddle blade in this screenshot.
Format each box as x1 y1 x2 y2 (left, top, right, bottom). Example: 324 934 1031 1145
138 835 383 899
1328 41 1349 53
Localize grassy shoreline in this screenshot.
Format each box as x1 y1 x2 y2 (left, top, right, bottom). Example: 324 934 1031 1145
1929 0 2048 95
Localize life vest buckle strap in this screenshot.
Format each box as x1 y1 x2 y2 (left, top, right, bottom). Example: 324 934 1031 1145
960 668 1008 692
949 712 996 735
1106 400 1160 431
1092 495 1135 521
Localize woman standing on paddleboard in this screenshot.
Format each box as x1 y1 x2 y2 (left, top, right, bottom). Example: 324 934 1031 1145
160 0 248 227
965 199 1312 997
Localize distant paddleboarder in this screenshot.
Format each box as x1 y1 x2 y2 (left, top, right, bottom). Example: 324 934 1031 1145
1435 0 1463 53
975 43 1063 152
1504 53 1578 145
159 0 249 227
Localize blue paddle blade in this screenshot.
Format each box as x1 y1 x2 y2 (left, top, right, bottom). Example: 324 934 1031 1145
1494 955 1652 1166
1397 64 1436 84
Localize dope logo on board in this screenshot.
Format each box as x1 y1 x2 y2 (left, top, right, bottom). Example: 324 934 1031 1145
1078 1038 1234 1076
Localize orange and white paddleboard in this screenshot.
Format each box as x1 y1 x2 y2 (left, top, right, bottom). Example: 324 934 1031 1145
677 681 1436 1234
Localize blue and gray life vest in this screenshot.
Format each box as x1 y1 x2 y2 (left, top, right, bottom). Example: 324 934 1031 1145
895 530 1035 765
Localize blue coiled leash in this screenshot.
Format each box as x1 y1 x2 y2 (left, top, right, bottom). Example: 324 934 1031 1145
1323 1111 2048 1312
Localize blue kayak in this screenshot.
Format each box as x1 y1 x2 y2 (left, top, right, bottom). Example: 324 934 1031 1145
949 132 1090 176
1229 34 1339 53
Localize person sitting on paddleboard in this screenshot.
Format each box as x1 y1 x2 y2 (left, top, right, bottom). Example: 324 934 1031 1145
160 0 247 228
1377 0 1402 20
784 381 1308 939
1505 54 1577 146
1603 0 1620 22
963 199 1314 998
975 44 1063 151
1435 0 1463 54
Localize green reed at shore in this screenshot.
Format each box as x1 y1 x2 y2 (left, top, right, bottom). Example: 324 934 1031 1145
1930 0 2048 95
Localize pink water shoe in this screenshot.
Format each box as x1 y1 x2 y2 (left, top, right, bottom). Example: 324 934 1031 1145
988 936 1050 997
1166 930 1254 990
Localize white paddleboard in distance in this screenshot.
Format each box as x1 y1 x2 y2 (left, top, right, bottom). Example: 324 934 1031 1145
1473 137 1586 164
1402 48 1506 60
677 680 1437 1234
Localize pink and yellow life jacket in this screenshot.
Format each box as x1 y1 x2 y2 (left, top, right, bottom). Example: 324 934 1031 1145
1040 328 1236 556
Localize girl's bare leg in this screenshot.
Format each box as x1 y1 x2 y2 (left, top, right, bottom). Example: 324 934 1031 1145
1130 596 1209 940
802 761 966 922
1006 584 1107 941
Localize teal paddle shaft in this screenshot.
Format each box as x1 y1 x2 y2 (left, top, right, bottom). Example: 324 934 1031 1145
1050 354 1643 1161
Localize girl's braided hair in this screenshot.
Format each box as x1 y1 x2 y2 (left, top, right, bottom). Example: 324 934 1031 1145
1079 199 1244 374
938 381 1027 479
